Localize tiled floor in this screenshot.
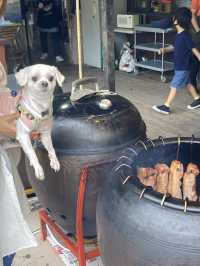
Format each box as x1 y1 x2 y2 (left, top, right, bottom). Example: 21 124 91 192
13 209 64 266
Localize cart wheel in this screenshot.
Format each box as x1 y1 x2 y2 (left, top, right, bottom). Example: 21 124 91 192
134 68 139 75
161 75 167 83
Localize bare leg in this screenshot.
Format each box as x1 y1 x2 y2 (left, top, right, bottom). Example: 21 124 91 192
164 86 177 107
187 83 200 99
16 121 45 180
40 131 60 172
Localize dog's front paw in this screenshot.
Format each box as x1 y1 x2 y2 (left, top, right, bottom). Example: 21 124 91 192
50 157 60 172
34 164 45 180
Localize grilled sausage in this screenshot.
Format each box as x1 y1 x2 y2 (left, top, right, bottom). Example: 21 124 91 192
168 160 183 199
137 167 157 189
183 163 199 201
155 163 169 194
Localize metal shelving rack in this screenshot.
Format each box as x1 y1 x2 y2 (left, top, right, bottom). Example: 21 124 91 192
134 25 174 82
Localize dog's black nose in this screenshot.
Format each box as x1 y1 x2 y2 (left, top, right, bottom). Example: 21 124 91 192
41 81 48 88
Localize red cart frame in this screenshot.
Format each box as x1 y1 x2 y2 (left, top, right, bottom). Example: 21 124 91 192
39 166 100 266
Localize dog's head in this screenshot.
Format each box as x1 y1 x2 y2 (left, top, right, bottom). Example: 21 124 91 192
15 64 65 94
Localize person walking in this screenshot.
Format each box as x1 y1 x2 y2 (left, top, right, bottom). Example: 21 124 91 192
189 0 200 100
37 0 64 63
153 7 200 115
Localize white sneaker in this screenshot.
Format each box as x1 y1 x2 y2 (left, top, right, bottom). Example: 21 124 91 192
40 53 48 60
56 55 64 62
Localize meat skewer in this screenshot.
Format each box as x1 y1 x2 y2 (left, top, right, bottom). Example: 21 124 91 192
183 163 199 201
137 167 157 189
168 160 183 199
137 160 199 203
155 163 169 194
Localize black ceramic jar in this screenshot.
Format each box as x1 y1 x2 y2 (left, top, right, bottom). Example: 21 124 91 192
27 78 146 237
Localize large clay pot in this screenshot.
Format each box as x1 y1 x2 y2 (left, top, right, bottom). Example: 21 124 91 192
27 78 146 237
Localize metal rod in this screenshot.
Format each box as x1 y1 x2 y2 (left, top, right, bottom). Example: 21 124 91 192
184 199 188 213
161 193 167 207
146 138 155 147
159 136 165 146
154 32 157 62
176 136 181 160
114 164 132 172
117 156 133 163
126 147 138 156
139 188 146 199
122 175 131 185
190 135 195 163
191 135 195 145
137 140 148 151
134 29 137 68
161 32 165 76
76 0 83 79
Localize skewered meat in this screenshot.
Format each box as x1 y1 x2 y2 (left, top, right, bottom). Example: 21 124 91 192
137 160 200 202
168 160 183 199
155 164 169 194
183 163 199 201
137 167 147 181
137 167 157 189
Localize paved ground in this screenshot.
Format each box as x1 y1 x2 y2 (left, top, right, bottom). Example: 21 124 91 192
59 64 200 138
13 64 200 266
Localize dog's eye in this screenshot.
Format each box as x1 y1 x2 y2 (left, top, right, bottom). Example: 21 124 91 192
32 76 38 82
49 76 54 82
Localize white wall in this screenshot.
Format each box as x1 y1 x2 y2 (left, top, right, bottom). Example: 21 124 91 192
69 0 127 66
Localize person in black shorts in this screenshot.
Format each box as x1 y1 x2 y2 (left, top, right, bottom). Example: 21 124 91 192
37 0 64 63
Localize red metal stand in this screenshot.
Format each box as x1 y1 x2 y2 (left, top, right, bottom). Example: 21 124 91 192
39 166 100 266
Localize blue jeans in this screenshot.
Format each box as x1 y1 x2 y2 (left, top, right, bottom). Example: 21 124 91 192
3 253 15 266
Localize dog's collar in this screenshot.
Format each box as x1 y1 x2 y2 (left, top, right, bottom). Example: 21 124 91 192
17 103 50 121
41 109 50 117
20 96 52 119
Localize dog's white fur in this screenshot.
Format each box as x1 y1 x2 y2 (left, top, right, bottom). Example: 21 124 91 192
15 64 65 180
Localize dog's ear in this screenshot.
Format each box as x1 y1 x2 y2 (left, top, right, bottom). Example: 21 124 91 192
15 67 29 87
0 62 7 87
54 67 65 87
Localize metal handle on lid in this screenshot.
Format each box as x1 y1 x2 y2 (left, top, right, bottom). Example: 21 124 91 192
71 77 100 102
71 77 99 94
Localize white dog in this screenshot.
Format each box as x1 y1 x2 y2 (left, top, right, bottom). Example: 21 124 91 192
15 64 65 180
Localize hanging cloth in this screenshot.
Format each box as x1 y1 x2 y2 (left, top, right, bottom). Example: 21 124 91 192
0 145 37 264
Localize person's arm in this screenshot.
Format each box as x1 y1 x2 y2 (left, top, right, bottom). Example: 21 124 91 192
192 47 200 61
0 112 40 140
158 45 174 55
0 112 19 138
191 8 200 32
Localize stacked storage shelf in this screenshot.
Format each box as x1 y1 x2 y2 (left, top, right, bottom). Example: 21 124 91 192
134 25 174 82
